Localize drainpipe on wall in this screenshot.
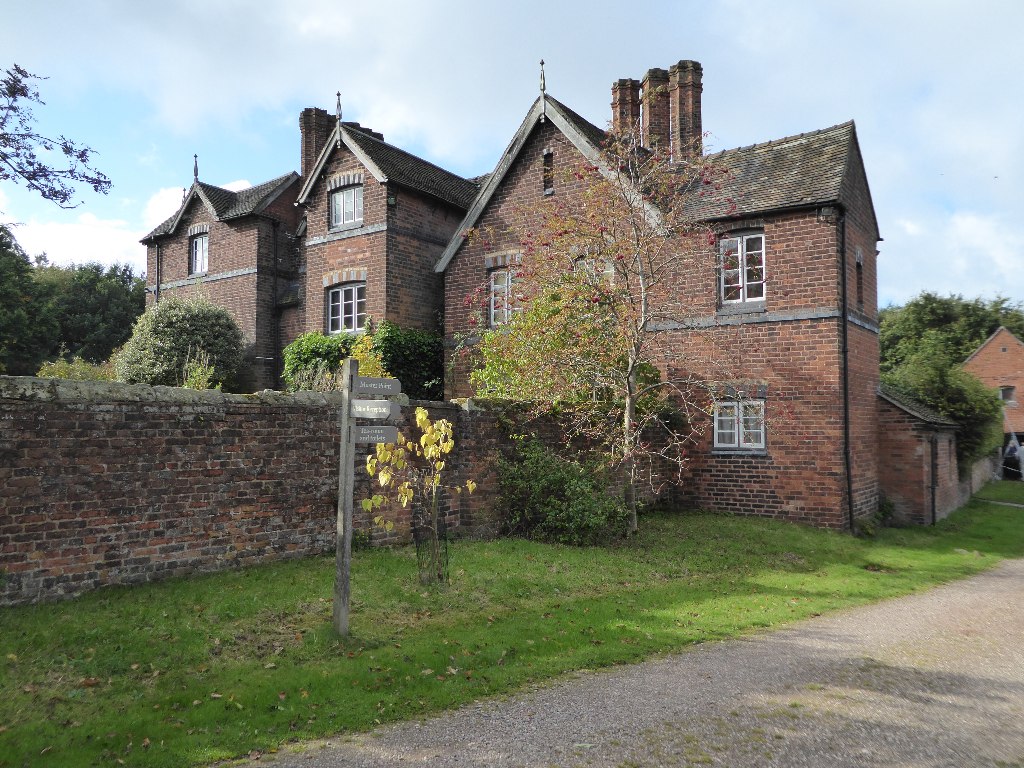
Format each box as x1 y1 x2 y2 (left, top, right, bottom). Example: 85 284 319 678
836 209 855 532
930 433 939 525
154 242 161 303
271 219 281 387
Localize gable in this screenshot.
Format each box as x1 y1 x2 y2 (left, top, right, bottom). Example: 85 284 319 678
435 94 661 274
141 172 299 243
295 123 477 211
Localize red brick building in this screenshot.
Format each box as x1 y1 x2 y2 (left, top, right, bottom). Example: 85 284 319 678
140 59 954 529
142 106 478 390
963 326 1024 437
877 384 959 524
436 60 883 529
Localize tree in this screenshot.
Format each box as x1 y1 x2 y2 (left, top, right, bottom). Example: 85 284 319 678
113 295 243 389
0 223 57 374
883 336 1002 467
33 261 145 362
880 292 1024 374
1 64 111 208
469 128 724 533
365 407 475 584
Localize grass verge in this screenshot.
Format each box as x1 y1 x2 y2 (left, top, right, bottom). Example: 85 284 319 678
3 498 1023 768
973 479 1024 503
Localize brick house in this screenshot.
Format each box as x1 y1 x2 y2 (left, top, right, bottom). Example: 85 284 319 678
141 171 302 391
877 383 959 524
436 60 884 529
963 326 1024 438
142 105 479 390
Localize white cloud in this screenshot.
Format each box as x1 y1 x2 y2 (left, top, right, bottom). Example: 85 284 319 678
221 179 252 192
143 187 184 230
15 214 147 275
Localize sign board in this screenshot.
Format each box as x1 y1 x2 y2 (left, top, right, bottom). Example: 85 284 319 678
354 425 399 444
354 376 401 396
350 399 400 420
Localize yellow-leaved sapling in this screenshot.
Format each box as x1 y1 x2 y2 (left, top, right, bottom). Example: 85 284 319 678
363 407 476 583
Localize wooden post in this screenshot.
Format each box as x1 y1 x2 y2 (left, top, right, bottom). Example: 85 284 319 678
333 358 357 635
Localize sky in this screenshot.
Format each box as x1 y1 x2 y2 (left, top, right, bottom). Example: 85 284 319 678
1 0 1021 308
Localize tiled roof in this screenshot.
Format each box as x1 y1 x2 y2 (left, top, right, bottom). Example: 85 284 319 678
878 383 958 427
686 122 855 221
546 95 607 149
341 128 479 210
141 172 298 242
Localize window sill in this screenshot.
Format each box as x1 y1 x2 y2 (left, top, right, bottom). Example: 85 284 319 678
188 271 208 278
711 448 768 457
329 220 365 234
717 300 766 318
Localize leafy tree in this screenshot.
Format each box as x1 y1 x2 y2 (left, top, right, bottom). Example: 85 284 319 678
880 292 1024 373
469 128 723 533
0 223 57 373
113 295 243 389
1 64 111 208
883 336 1002 467
33 261 145 362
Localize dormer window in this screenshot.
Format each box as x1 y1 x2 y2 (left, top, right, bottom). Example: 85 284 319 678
189 233 208 275
330 185 363 229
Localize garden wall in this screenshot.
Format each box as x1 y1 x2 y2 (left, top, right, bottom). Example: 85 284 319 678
0 377 505 606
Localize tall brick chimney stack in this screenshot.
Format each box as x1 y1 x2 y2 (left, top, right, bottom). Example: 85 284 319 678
668 60 703 158
611 78 641 136
299 107 334 179
641 68 670 152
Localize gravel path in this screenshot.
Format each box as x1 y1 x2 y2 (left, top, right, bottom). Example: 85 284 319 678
235 559 1024 767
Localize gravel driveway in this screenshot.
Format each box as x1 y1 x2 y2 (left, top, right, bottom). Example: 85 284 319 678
235 558 1024 767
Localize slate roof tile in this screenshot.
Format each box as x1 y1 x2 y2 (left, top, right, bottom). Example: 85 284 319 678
342 128 479 210
686 121 855 221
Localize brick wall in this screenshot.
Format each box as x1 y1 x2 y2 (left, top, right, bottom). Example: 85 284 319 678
0 377 503 606
877 397 959 525
442 121 881 529
963 327 1024 433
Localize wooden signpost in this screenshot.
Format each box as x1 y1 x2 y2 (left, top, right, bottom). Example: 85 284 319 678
333 358 402 636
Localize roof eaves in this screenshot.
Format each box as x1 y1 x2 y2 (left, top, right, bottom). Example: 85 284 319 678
435 95 661 273
878 384 958 427
964 325 1024 365
434 98 547 273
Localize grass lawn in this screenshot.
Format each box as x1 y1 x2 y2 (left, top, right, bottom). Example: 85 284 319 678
973 479 1024 503
3 497 1024 768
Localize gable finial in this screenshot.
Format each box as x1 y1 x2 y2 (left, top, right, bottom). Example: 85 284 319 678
336 91 343 148
193 154 198 182
182 187 186 202
539 59 547 123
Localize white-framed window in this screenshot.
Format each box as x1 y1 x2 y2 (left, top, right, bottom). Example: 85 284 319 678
1001 386 1016 403
489 268 521 327
326 282 366 334
714 400 765 450
720 233 765 304
189 234 208 275
330 186 363 228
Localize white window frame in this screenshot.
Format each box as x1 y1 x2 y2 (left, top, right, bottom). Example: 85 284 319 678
489 268 522 327
326 282 366 334
330 186 364 229
720 233 765 304
1001 386 1016 403
189 234 208 275
713 399 766 450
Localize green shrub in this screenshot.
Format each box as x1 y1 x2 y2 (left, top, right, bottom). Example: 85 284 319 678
36 354 115 381
370 321 443 400
282 323 443 399
497 439 628 545
281 332 355 391
112 295 243 389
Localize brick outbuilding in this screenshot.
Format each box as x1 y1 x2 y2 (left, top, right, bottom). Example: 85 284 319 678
963 326 1024 437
